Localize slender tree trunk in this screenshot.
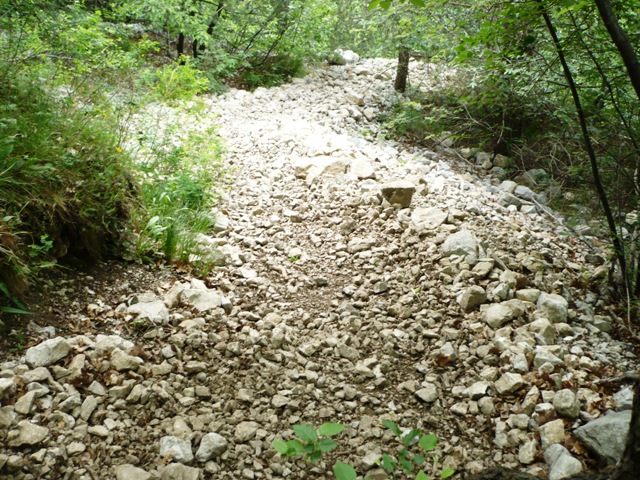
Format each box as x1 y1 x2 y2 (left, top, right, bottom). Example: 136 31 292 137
394 46 409 93
594 0 640 102
177 32 185 59
536 0 629 301
616 379 640 480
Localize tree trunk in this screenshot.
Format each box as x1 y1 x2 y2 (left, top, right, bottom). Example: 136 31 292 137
394 46 409 93
177 32 185 59
594 0 640 102
615 379 640 480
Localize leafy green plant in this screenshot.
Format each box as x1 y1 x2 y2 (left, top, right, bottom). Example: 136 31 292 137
128 111 226 275
273 422 345 464
141 58 209 103
0 282 30 315
8 328 28 351
274 421 455 480
379 420 455 480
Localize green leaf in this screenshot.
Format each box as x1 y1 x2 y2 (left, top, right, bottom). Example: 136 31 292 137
309 451 322 464
402 428 421 446
367 0 381 10
382 419 402 437
316 438 338 453
400 458 414 474
334 461 357 480
0 307 31 314
273 440 289 455
419 434 438 452
413 455 426 465
319 422 345 437
287 440 304 456
441 468 456 479
409 0 426 6
416 470 432 480
380 0 392 9
381 454 397 473
293 424 317 443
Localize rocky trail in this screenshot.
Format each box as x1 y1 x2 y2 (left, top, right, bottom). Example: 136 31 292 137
1 58 638 480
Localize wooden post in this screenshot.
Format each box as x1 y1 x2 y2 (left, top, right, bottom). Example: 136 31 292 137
394 46 410 93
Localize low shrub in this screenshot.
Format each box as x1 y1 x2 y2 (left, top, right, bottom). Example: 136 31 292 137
235 54 305 90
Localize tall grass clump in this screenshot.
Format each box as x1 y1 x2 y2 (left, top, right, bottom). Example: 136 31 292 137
129 115 227 276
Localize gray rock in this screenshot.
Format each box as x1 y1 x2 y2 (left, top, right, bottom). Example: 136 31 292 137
115 464 152 480
512 353 530 373
520 168 549 187
574 410 631 465
380 180 416 207
159 436 194 464
127 300 170 325
14 390 36 415
499 180 517 193
484 303 515 329
528 318 555 345
613 386 634 411
458 286 487 312
539 419 565 449
514 185 536 201
195 433 228 462
495 373 525 395
537 293 568 324
111 348 144 371
544 444 583 480
293 156 347 181
350 159 375 179
441 230 478 260
411 207 447 232
415 383 438 403
164 282 186 308
161 463 201 480
234 421 260 442
180 289 223 312
67 441 86 455
533 350 563 368
373 281 388 294
95 334 134 355
25 337 72 367
7 420 49 447
0 377 16 399
471 261 494 279
518 439 538 465
515 288 541 303
553 389 580 419
465 381 491 400
331 49 360 65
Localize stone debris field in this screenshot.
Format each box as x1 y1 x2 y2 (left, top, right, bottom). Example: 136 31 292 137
0 58 637 480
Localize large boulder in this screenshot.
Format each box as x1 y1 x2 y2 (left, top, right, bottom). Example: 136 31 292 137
380 180 416 208
574 410 631 465
411 207 447 232
537 293 568 324
293 156 348 179
25 337 72 367
127 300 170 325
328 49 360 65
441 230 478 261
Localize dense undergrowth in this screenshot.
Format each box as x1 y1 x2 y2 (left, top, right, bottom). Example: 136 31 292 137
0 2 227 314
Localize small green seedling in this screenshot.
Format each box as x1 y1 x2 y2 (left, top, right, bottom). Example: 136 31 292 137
378 419 455 480
273 422 345 464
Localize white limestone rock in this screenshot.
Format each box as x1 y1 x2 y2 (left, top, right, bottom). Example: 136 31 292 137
25 337 72 367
